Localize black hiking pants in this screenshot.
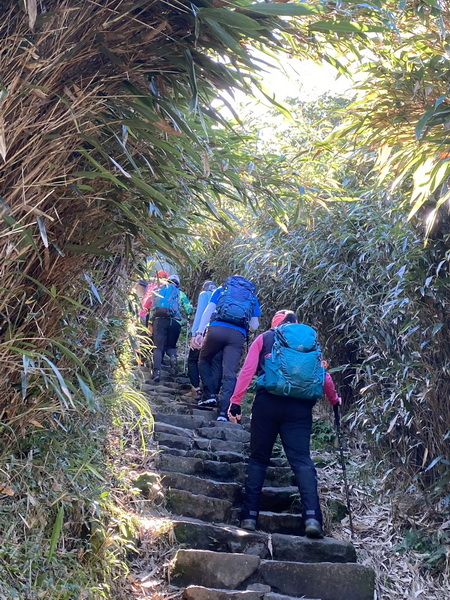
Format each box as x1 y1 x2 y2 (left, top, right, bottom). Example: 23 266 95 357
199 325 245 415
188 348 223 391
242 389 322 527
152 317 181 371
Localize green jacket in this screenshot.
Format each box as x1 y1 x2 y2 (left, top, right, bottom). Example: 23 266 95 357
175 290 193 324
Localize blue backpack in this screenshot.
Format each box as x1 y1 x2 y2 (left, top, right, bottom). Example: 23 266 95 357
151 282 180 318
214 276 256 329
256 323 326 400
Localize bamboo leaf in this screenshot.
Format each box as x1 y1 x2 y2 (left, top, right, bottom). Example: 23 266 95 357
48 505 64 561
309 20 387 33
76 374 95 407
245 3 321 16
36 216 49 248
199 8 265 30
40 356 73 405
83 273 103 304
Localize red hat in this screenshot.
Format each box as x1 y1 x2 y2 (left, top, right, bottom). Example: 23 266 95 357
271 312 286 328
157 270 169 278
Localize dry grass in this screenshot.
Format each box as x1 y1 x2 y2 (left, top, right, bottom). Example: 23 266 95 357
0 0 221 436
320 449 450 599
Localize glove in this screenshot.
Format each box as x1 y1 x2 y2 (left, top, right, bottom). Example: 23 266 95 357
229 403 241 417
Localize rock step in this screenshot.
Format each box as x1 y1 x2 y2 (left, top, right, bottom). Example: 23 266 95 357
161 471 242 502
173 518 268 558
172 549 374 600
166 489 235 523
155 430 248 455
156 441 246 464
172 519 356 563
257 512 304 536
153 412 215 430
194 436 247 454
161 472 300 514
158 454 295 486
196 426 251 443
154 421 195 438
259 487 298 512
183 585 318 599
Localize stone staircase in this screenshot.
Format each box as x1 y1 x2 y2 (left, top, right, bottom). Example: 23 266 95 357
141 366 375 600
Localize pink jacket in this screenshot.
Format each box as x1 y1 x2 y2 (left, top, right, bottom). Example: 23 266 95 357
230 333 341 406
139 282 160 318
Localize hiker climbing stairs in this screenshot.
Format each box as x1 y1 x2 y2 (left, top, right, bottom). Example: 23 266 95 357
139 364 375 600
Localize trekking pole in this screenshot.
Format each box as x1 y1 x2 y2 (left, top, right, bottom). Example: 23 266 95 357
333 403 355 538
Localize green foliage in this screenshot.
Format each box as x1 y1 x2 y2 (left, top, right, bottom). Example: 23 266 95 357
394 527 450 572
0 415 134 599
189 191 450 507
333 0 450 233
311 419 335 450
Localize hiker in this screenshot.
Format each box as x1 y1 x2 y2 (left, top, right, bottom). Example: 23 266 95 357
188 280 222 401
193 275 260 421
228 310 342 538
139 270 169 328
150 274 192 383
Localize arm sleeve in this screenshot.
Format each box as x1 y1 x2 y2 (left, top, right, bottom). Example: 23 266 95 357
249 317 259 332
191 291 211 334
324 372 340 406
196 301 216 334
229 334 264 405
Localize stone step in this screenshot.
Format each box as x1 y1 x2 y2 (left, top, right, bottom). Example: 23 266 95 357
196 426 251 443
172 519 268 558
183 585 262 599
171 519 356 563
157 437 285 471
154 421 195 438
158 443 246 464
142 388 175 400
166 489 234 522
257 560 374 600
194 436 246 454
183 585 318 599
158 453 245 481
264 467 295 487
161 472 241 502
265 594 318 600
172 549 374 600
158 454 294 486
172 549 260 590
155 431 193 450
154 412 212 430
271 532 356 563
257 512 304 536
259 487 298 512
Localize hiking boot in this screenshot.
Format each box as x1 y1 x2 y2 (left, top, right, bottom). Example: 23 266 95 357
305 518 323 539
198 397 217 408
240 519 257 531
152 370 161 383
216 413 228 422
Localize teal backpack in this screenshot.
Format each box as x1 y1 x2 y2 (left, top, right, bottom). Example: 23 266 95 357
151 282 180 318
256 323 326 400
